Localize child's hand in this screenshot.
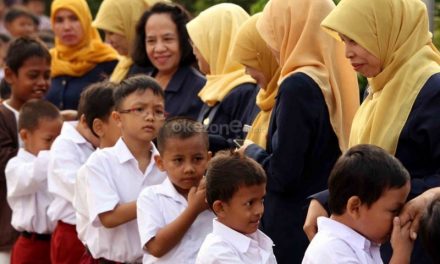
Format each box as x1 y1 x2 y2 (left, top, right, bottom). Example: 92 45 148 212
390 217 414 263
187 178 208 215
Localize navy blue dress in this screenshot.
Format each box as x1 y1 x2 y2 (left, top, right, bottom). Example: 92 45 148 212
245 73 340 264
142 65 205 120
312 73 440 264
198 82 259 152
46 60 117 110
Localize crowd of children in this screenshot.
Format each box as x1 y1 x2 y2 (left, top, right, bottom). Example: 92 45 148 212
1 0 440 263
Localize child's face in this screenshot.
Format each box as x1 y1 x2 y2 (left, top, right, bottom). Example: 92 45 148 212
356 181 410 244
6 16 36 38
155 135 211 196
217 183 266 235
114 89 165 144
21 117 62 155
5 56 50 107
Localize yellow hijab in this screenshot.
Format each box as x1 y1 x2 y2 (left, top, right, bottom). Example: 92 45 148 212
322 0 440 155
257 0 359 151
186 3 256 107
93 0 166 83
230 13 280 149
50 0 118 78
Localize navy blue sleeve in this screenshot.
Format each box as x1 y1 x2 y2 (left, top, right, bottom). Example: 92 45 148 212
396 73 440 199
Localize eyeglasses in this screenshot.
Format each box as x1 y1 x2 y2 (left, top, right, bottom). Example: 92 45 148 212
118 106 167 120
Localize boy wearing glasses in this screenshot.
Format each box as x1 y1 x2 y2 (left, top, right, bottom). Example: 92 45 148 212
83 75 167 263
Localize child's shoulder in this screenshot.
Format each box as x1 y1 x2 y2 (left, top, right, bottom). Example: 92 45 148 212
197 233 240 260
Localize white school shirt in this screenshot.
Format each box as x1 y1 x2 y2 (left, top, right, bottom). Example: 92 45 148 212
85 138 166 263
196 219 277 264
47 121 95 225
5 149 55 234
3 101 23 148
73 164 94 244
137 177 215 264
302 217 382 264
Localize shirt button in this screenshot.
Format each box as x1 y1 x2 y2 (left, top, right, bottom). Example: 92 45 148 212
62 79 67 86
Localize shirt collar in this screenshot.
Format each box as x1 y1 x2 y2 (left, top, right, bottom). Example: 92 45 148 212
17 148 36 161
115 137 159 165
62 121 91 145
212 219 252 253
155 177 187 205
318 217 380 252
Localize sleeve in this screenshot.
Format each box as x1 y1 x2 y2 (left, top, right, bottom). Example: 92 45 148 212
308 190 330 214
136 188 165 248
246 76 322 194
48 138 83 203
5 151 50 197
84 154 120 227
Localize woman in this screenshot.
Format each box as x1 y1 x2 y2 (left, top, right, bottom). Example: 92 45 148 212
305 0 440 262
231 13 280 149
186 3 258 151
132 2 204 119
240 0 360 262
92 0 164 83
46 0 118 110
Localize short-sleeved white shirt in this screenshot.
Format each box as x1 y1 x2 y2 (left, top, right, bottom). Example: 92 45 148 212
196 219 277 264
137 177 215 264
6 149 55 234
73 164 94 244
47 121 95 224
85 138 166 263
302 217 382 264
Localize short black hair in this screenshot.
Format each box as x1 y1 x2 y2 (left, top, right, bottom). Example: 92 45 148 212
206 151 267 211
157 117 208 154
113 74 164 111
79 81 116 137
420 198 440 264
329 144 410 215
5 37 50 74
5 6 39 26
132 2 196 68
0 33 11 44
18 99 60 131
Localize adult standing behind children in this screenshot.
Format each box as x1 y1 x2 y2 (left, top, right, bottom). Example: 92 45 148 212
0 37 51 264
238 0 360 262
230 13 280 149
186 3 258 150
132 2 205 119
304 0 440 263
45 0 118 110
92 0 161 83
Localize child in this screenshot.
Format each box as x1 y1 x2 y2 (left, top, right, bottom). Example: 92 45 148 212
72 81 120 251
196 151 277 264
137 118 214 263
4 6 38 38
0 36 50 262
6 99 62 264
23 0 51 31
47 87 100 263
83 75 167 263
419 197 440 264
302 144 413 264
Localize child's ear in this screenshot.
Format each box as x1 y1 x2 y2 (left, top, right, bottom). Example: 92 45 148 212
207 151 213 161
346 196 362 219
154 154 165 172
92 118 104 138
111 111 122 129
4 67 16 85
19 128 29 142
212 200 227 218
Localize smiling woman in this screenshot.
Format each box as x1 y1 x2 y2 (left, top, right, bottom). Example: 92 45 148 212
131 2 205 120
45 0 118 111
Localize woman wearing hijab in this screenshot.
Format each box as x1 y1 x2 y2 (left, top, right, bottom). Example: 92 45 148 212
186 3 258 152
93 0 165 83
304 0 440 262
239 0 360 262
46 0 118 110
231 13 280 149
